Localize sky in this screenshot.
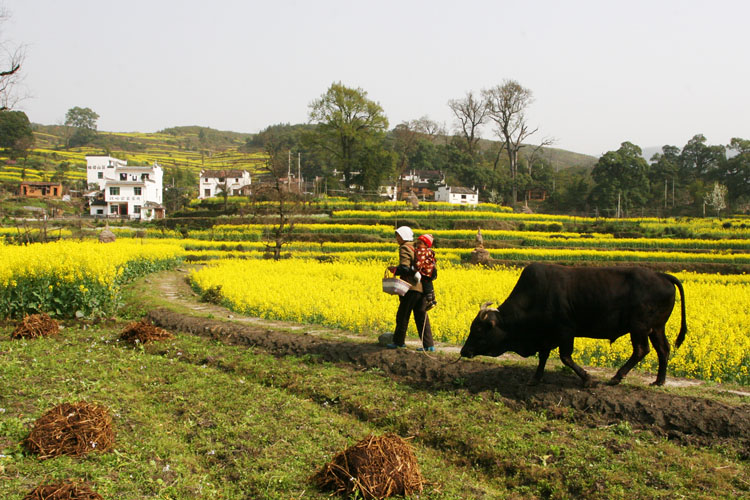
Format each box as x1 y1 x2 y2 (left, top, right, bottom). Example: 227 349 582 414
3 0 748 157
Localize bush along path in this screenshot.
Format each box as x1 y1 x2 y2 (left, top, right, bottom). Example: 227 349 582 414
137 269 750 453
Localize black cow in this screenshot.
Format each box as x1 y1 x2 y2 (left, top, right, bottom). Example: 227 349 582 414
460 263 687 387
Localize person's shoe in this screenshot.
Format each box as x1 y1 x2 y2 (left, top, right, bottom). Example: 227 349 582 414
386 343 406 349
416 346 435 352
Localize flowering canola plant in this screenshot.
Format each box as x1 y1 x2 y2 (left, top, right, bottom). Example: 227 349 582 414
0 239 184 318
190 258 750 385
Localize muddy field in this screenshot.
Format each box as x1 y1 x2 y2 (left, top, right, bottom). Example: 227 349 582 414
147 308 749 452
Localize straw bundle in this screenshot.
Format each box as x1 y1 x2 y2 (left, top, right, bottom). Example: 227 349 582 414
25 402 115 459
313 433 425 499
10 313 59 339
119 319 173 344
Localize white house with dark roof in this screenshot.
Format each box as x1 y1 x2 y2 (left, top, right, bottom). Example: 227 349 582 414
199 169 252 199
85 155 164 220
434 185 479 205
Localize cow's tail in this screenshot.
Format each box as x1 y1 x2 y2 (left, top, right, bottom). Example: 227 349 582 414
662 273 687 348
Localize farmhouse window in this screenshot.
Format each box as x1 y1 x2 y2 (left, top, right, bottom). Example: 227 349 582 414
204 189 211 197
134 187 142 196
120 173 127 181
97 172 103 179
110 205 118 214
141 173 149 180
134 205 141 214
110 187 120 195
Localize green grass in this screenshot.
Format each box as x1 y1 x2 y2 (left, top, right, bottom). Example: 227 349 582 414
1 313 747 499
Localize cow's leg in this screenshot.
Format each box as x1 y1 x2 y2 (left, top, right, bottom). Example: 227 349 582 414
529 349 550 386
558 340 592 387
648 326 670 386
608 331 650 386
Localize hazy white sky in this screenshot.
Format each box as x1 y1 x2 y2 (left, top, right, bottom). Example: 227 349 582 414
4 0 748 156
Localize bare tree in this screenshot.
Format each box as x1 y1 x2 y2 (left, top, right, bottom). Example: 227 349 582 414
447 91 488 159
0 5 25 111
392 121 422 200
483 80 541 206
412 115 446 143
254 133 298 260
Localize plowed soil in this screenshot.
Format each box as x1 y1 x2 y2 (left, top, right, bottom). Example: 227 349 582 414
145 270 750 451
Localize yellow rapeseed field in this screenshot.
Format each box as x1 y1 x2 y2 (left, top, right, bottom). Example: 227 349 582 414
190 259 750 384
0 239 184 318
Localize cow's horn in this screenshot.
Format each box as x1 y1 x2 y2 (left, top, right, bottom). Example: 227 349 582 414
480 301 494 311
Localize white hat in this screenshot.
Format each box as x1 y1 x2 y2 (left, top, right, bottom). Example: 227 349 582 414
395 226 414 241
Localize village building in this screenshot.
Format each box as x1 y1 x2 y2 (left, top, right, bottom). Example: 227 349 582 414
381 169 447 201
19 181 64 199
198 169 252 199
85 155 164 220
434 185 479 205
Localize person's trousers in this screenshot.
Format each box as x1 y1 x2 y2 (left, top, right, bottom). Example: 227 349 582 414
393 290 434 348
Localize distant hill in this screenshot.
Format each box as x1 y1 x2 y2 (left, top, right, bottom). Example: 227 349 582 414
475 137 597 171
0 123 598 189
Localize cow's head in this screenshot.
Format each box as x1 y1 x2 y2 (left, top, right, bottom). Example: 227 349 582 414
460 301 509 358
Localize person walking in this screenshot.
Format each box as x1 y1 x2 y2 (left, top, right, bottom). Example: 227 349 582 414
386 226 435 352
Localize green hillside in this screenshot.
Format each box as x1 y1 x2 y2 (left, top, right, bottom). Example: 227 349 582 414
0 124 596 194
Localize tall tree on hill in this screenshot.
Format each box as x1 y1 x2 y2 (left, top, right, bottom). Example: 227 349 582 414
588 142 650 216
64 106 99 148
483 80 544 206
0 109 33 158
308 82 389 190
648 145 681 209
0 6 25 111
679 134 725 183
447 91 487 160
720 138 750 207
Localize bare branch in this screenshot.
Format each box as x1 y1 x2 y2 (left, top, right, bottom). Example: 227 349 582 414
448 91 488 158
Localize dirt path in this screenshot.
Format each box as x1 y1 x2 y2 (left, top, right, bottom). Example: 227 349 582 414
145 269 750 450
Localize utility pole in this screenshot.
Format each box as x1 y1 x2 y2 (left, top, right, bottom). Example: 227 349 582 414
617 191 621 218
297 153 301 192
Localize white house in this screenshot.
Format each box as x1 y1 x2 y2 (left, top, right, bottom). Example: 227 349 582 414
199 169 252 199
86 155 164 220
434 186 479 205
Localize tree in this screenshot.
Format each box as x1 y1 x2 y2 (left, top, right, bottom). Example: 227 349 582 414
254 130 301 260
703 182 727 216
308 82 389 189
51 161 70 183
64 106 99 147
163 166 197 214
648 145 680 209
716 138 750 208
411 115 446 143
391 121 421 198
679 134 725 182
0 5 25 111
447 91 487 159
0 109 33 158
483 80 542 205
588 142 650 217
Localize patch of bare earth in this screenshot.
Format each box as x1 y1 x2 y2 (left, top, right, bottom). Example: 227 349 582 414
146 269 750 451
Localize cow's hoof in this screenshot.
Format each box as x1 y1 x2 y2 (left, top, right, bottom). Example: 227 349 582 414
606 377 622 386
650 380 665 387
